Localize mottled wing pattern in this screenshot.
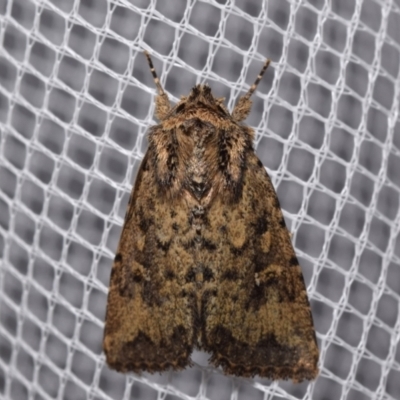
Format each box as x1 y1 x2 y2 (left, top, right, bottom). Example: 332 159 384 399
103 52 319 379
103 150 197 373
200 151 319 381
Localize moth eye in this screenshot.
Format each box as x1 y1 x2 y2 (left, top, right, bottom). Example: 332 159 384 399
217 105 226 114
176 103 185 113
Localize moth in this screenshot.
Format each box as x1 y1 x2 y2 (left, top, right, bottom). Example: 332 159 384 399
103 51 319 381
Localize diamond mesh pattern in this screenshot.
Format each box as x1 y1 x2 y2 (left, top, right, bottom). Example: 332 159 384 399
0 1 400 399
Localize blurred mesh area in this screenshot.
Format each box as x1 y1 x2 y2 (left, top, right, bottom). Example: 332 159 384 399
0 0 399 399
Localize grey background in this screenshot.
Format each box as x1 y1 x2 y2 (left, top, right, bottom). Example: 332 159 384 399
0 0 399 399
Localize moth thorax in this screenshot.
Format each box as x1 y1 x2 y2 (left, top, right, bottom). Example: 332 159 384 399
186 157 210 200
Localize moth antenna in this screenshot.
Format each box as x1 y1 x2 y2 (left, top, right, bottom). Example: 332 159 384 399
244 58 271 100
144 50 165 95
232 58 271 122
144 50 171 120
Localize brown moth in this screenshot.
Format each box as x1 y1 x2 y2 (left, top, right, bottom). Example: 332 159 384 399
103 51 319 381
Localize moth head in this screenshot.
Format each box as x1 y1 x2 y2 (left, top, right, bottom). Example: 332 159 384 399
144 51 271 122
186 60 272 122
173 84 229 116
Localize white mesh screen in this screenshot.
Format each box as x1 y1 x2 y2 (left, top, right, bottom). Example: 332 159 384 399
0 0 399 399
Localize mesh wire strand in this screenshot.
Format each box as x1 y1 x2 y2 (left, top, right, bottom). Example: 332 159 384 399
0 0 400 399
